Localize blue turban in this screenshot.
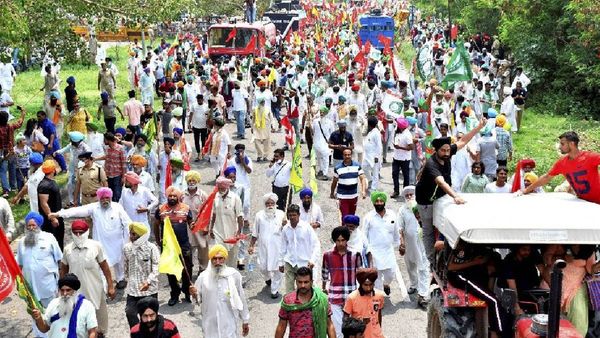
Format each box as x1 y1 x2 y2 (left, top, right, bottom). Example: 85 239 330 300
343 214 360 225
100 91 109 100
487 108 498 118
29 152 44 165
407 116 418 126
66 76 76 85
173 127 183 136
223 166 236 177
115 127 127 136
299 188 313 199
25 211 44 227
68 131 85 142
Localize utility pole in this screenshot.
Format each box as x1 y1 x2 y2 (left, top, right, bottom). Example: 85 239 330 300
447 0 452 41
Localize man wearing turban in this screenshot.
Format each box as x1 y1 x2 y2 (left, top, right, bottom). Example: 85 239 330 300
119 171 158 231
58 220 115 336
182 170 210 273
52 187 132 291
295 188 322 231
251 95 273 162
248 193 286 298
17 211 63 337
191 244 250 337
129 153 155 191
123 222 160 328
343 268 385 338
38 159 66 249
364 191 406 297
31 273 98 338
130 296 181 337
158 136 182 203
209 176 244 268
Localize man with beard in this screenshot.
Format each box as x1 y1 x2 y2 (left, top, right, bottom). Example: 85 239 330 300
18 211 63 338
249 193 286 298
155 186 193 306
119 171 158 232
51 187 132 290
127 134 158 178
123 222 160 328
275 266 336 338
190 244 250 337
130 297 181 338
31 274 98 338
182 170 209 274
343 268 385 338
329 120 354 169
415 117 485 265
130 154 155 191
158 137 181 202
58 220 115 337
343 215 371 268
209 118 232 179
298 188 324 230
209 176 244 268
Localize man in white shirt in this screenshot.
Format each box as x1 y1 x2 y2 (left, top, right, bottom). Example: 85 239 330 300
278 204 320 293
231 81 250 139
0 85 14 120
298 188 324 230
346 84 368 117
188 94 209 161
363 116 383 192
312 106 335 180
119 171 158 232
266 148 292 211
391 118 414 198
208 118 232 179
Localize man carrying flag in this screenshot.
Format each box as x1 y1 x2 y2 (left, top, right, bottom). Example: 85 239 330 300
17 212 63 338
182 170 209 274
155 186 193 306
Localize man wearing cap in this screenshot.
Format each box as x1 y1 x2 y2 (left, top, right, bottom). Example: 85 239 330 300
74 151 107 206
119 171 158 231
190 244 250 337
155 186 194 306
158 137 182 202
38 160 65 248
249 193 286 298
312 106 335 180
363 191 401 296
209 117 232 179
12 152 44 213
130 296 181 337
209 176 244 267
182 170 209 273
416 117 486 264
123 223 160 328
124 90 144 134
392 118 414 198
18 211 62 338
59 221 115 337
31 273 98 338
55 131 91 206
343 268 385 338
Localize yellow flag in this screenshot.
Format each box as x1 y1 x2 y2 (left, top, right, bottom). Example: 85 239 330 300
158 217 183 280
289 140 304 193
294 32 301 46
311 7 318 18
268 68 277 85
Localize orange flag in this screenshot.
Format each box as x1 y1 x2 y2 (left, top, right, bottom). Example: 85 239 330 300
192 187 217 232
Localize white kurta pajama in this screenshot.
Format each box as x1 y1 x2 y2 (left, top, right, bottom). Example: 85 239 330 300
398 205 430 299
119 185 158 230
195 267 250 338
363 128 383 191
57 202 132 281
210 128 232 178
252 209 285 295
158 150 182 203
312 116 335 175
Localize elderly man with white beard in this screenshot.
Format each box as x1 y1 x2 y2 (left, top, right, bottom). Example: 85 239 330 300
17 211 63 338
51 187 132 290
31 273 98 338
190 244 250 338
249 193 286 299
342 215 371 268
58 220 115 337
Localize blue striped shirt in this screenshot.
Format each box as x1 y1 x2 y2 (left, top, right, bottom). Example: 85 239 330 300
334 161 363 199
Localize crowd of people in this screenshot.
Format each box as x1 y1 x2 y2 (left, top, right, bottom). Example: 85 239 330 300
2 0 600 337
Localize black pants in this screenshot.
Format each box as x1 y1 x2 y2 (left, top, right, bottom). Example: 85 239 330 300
272 185 291 211
305 127 313 155
104 117 116 133
42 218 65 250
107 176 122 202
125 293 158 327
448 271 502 333
192 127 208 154
167 250 193 301
392 159 411 194
497 159 508 167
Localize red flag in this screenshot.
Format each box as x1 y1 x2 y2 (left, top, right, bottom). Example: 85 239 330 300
167 45 177 57
192 187 218 232
164 159 172 190
245 34 257 50
226 28 237 43
180 137 191 171
281 115 295 146
0 227 19 302
378 34 392 54
202 132 212 156
357 36 362 48
451 25 459 40
363 40 372 55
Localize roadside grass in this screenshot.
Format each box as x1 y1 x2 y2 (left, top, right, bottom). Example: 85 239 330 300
398 38 415 71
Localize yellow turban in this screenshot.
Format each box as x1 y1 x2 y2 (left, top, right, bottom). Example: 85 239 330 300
130 154 148 167
524 172 538 184
129 222 148 236
496 115 507 127
185 170 201 183
208 244 229 260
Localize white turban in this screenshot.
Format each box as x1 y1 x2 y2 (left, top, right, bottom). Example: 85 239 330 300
263 193 278 204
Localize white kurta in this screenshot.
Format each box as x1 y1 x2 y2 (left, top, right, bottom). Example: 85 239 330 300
362 209 400 270
312 117 335 153
27 168 45 213
252 209 285 272
119 186 158 229
398 206 427 267
196 267 250 338
57 203 131 266
16 232 62 300
451 147 472 193
299 203 324 228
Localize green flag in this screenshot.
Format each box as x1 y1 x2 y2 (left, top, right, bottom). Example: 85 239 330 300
416 45 433 81
441 41 473 90
143 113 157 152
289 139 304 193
16 274 44 315
334 54 350 74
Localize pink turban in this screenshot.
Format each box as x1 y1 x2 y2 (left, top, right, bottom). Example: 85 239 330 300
396 117 409 130
216 176 233 189
96 187 113 199
124 171 141 185
165 186 183 198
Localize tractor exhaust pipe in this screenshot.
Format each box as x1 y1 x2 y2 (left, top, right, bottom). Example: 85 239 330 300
548 259 567 338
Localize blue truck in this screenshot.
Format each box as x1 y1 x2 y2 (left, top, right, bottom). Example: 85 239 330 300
358 12 395 50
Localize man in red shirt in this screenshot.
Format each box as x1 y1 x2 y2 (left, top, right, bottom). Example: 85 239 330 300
522 131 600 204
130 296 181 338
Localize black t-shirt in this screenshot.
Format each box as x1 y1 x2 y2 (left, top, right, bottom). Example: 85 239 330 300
328 131 354 160
451 244 490 284
37 177 62 218
64 86 78 112
415 144 458 205
498 251 543 292
512 88 527 105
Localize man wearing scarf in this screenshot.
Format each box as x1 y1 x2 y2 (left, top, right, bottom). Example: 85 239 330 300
130 297 181 338
190 244 250 337
343 215 372 268
182 170 209 274
298 188 324 230
18 211 63 338
209 117 232 179
275 266 336 338
31 274 98 338
343 268 385 338
123 222 160 328
52 187 132 290
58 221 115 337
252 97 273 162
249 193 286 298
130 154 155 191
209 176 244 268
119 171 158 232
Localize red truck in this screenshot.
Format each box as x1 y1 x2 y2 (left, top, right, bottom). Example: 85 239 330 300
207 21 277 59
